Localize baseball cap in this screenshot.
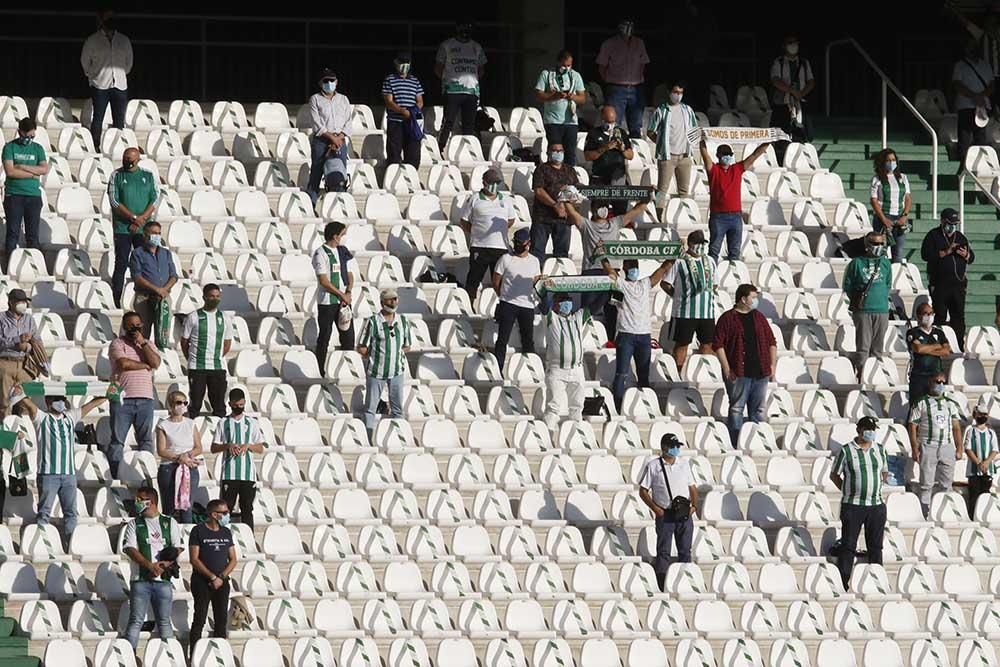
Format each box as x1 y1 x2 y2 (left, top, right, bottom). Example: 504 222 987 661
940 207 960 223
660 433 681 451
687 230 706 246
8 288 30 303
380 288 399 301
513 228 530 243
318 68 337 82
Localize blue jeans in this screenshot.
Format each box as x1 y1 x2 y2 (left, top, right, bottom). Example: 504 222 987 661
90 86 127 148
157 463 200 524
726 376 768 447
873 214 906 264
613 333 652 411
305 136 349 205
107 398 155 480
543 123 579 167
3 194 42 257
125 580 174 650
708 212 743 262
36 474 78 538
364 374 405 433
112 233 140 308
603 84 645 138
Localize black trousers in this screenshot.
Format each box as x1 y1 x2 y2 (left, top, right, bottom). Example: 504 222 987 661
968 475 993 520
315 303 356 376
770 104 812 165
386 121 421 168
465 247 507 303
494 300 535 374
958 108 989 167
221 480 257 530
931 282 967 351
134 295 161 340
187 370 227 419
438 93 478 150
189 573 229 651
837 503 886 590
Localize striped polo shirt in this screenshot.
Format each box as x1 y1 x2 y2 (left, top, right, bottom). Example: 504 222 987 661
670 254 716 320
213 415 265 482
869 173 910 217
359 313 412 380
964 425 999 477
382 73 425 122
182 308 231 371
909 394 962 448
545 309 590 370
34 409 80 476
833 439 887 507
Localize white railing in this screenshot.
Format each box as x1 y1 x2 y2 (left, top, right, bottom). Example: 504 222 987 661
825 38 938 217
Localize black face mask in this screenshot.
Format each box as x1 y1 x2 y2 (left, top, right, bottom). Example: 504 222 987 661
513 242 528 254
102 18 115 33
122 159 135 170
231 405 245 416
127 326 142 336
976 415 989 425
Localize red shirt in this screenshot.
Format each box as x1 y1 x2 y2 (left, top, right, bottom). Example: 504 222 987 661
712 307 776 378
707 162 745 214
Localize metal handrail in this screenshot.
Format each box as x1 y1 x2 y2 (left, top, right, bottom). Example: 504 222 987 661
825 37 938 217
957 169 1000 233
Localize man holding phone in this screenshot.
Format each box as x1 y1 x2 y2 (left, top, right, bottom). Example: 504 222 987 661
921 208 974 351
107 311 161 479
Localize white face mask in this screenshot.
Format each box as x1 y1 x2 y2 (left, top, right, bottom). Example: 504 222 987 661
172 404 186 417
919 314 934 328
383 304 397 314
786 43 799 56
670 92 683 105
595 206 609 220
13 302 28 315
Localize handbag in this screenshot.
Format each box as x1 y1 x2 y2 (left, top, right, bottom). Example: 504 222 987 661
658 456 691 521
583 396 610 420
7 455 26 497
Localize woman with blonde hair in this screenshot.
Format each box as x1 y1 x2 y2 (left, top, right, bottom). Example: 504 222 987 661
870 147 912 264
156 390 202 523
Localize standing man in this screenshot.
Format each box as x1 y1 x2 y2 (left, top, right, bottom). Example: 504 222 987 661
596 19 650 139
492 229 542 374
530 143 578 264
952 40 994 167
460 168 515 302
964 397 998 519
129 221 177 340
0 289 44 419
107 311 160 479
542 293 589 432
182 284 231 419
435 21 487 151
358 289 412 436
188 499 237 659
905 303 951 404
584 106 634 214
212 389 266 530
713 284 777 447
311 222 355 375
844 231 892 375
382 52 425 168
305 68 352 206
122 486 183 651
922 208 974 351
81 8 132 148
769 35 815 163
535 50 586 167
664 230 716 372
699 135 771 262
638 433 698 591
647 80 699 209
2 118 48 271
908 373 963 518
830 416 888 590
108 147 157 308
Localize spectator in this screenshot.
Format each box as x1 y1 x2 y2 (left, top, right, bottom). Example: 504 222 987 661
435 21 487 151
699 134 771 262
188 498 236 659
769 34 815 163
123 486 183 651
3 118 48 271
493 229 542 374
129 221 177 341
664 230 716 371
305 68 352 205
830 416 888 590
155 390 202 524
14 389 106 542
601 255 675 411
107 311 160 479
952 39 994 166
211 389 266 529
530 143 578 263
713 284 777 447
647 80 699 208
358 289 412 435
844 231 891 374
542 293 589 432
584 106 634 212
906 303 951 404
596 19 650 138
638 433 698 591
311 222 356 374
535 50 586 167
181 284 231 418
108 147 156 307
0 289 44 418
965 397 998 519
460 168 515 302
869 148 911 264
922 208 974 350
382 52 425 168
564 199 647 343
81 8 132 147
908 372 963 517
948 3 1000 107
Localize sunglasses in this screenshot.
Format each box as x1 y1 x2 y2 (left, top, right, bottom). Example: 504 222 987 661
174 400 189 406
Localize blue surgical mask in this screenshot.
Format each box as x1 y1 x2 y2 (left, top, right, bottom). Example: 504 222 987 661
665 447 681 458
218 514 231 527
885 160 897 172
626 268 640 281
749 297 759 310
321 80 337 94
720 155 735 166
931 382 945 395
147 234 162 247
861 430 876 443
50 400 66 413
943 223 957 235
550 151 564 164
557 301 573 315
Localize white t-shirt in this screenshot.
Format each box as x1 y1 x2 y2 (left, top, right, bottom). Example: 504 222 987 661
122 515 183 580
156 417 196 462
614 274 652 335
953 58 995 111
638 456 693 508
460 192 515 250
668 106 688 155
494 253 541 309
436 38 487 95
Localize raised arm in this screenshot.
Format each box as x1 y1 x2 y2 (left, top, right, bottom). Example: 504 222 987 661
741 143 771 170
621 200 649 227
649 258 676 286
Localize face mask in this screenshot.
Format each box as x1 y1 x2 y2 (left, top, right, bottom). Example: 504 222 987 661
485 182 500 195
557 301 573 315
720 155 735 166
13 302 28 315
932 382 946 394
134 499 151 514
748 297 759 310
595 206 609 220
976 415 989 425
123 159 135 171
885 160 897 172
867 243 885 257
786 43 799 56
689 242 704 256
669 92 683 105
943 223 957 235
550 151 564 164
603 122 615 132
127 326 142 336
861 430 876 442
919 314 933 328
665 446 681 458
203 298 220 311
231 405 245 416
17 135 32 145
103 18 116 33
383 304 398 313
218 514 231 527
397 63 411 76
147 234 162 247
457 29 471 41
558 66 570 75
171 404 186 416
626 268 640 281
50 400 66 413
513 242 529 254
619 23 633 37
321 80 337 94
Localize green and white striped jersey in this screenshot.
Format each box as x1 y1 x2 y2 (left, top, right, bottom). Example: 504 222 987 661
545 309 591 370
213 415 265 482
869 173 910 217
359 313 412 380
964 425 999 477
33 409 80 476
833 440 887 506
670 254 716 320
909 394 961 448
182 309 231 371
311 244 347 306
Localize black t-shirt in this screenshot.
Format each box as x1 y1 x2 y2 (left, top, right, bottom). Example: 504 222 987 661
741 312 763 378
189 523 234 576
584 125 631 181
905 326 947 376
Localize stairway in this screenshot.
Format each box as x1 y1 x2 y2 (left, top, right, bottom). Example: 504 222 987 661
812 116 1000 327
0 601 39 667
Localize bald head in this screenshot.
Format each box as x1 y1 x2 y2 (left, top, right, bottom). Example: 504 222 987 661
600 105 617 124
122 148 140 171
